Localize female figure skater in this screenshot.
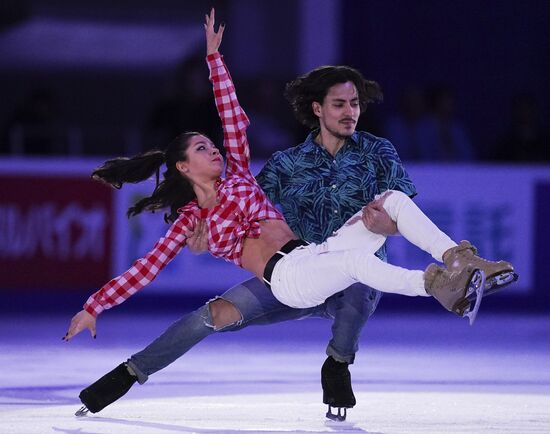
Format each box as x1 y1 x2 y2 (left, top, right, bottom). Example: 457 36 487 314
65 9 514 416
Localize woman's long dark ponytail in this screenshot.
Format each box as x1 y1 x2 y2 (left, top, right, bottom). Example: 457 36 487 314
92 150 166 190
92 132 202 223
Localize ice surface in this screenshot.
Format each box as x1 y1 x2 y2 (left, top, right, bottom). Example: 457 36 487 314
1 312 549 433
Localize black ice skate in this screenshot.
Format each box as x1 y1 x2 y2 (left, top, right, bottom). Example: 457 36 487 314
321 356 356 422
75 363 137 416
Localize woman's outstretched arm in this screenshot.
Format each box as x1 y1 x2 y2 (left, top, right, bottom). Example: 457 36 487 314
63 215 193 341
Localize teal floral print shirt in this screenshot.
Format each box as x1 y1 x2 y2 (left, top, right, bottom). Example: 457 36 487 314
256 130 417 260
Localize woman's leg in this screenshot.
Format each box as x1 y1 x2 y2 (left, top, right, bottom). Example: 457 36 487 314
271 247 427 309
269 190 512 312
318 210 387 254
270 243 475 313
127 277 309 382
318 190 456 261
380 190 457 261
380 190 515 290
78 277 312 414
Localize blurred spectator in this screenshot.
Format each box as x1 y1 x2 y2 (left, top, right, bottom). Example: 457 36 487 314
147 54 222 153
0 0 29 31
419 86 475 161
245 77 295 158
493 93 550 162
385 86 429 161
1 88 71 155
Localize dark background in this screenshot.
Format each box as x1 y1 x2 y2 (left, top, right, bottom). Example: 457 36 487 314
0 0 548 161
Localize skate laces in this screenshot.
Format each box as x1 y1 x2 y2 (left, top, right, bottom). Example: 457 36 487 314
456 241 478 256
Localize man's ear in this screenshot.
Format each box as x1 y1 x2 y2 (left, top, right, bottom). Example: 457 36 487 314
312 101 322 118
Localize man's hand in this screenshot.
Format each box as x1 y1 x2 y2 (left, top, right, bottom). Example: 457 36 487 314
205 8 225 56
63 310 96 341
186 219 209 254
362 191 398 236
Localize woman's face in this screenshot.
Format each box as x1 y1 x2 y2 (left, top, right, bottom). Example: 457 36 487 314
176 135 223 180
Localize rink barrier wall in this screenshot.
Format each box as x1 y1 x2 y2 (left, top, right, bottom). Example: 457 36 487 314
0 158 549 311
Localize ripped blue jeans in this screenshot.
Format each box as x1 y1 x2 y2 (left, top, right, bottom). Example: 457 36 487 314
127 277 381 384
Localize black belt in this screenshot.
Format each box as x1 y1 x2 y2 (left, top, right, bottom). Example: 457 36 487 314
262 239 308 289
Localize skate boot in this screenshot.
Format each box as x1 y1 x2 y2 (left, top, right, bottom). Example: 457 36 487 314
75 363 137 416
443 240 518 296
424 263 486 325
321 356 356 422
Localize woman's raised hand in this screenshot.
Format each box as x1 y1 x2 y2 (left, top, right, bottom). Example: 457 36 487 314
62 309 97 342
204 8 225 55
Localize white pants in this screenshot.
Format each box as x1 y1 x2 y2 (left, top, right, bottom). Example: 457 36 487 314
270 190 457 308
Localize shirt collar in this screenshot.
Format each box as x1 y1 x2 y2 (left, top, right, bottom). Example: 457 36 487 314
177 178 223 216
301 130 361 154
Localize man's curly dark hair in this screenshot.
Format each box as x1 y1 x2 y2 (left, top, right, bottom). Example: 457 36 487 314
284 65 383 129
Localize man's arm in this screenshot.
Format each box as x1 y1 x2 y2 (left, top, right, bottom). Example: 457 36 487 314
186 219 209 254
361 137 417 236
375 138 417 197
362 191 397 236
187 153 283 254
362 202 398 235
255 153 282 205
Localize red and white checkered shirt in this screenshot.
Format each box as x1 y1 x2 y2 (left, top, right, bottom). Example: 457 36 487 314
84 52 285 317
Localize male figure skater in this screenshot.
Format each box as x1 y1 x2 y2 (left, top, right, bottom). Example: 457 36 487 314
182 61 414 421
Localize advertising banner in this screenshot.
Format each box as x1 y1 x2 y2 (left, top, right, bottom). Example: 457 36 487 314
0 160 112 290
1 159 549 297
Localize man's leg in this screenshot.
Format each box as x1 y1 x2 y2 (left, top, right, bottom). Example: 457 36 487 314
219 279 381 422
321 283 381 420
324 283 381 364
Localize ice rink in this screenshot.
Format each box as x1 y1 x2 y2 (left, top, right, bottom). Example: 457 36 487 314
1 310 549 434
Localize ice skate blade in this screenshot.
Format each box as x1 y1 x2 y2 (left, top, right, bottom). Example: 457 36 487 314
325 405 347 422
463 269 486 326
485 271 519 296
75 405 89 417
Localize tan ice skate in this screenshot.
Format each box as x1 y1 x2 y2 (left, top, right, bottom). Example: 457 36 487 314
424 263 486 325
443 240 518 296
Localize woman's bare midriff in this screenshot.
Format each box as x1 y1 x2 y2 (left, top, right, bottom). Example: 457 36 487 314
241 219 297 280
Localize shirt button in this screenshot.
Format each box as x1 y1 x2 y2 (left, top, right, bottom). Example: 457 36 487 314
333 209 338 214
331 184 337 189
